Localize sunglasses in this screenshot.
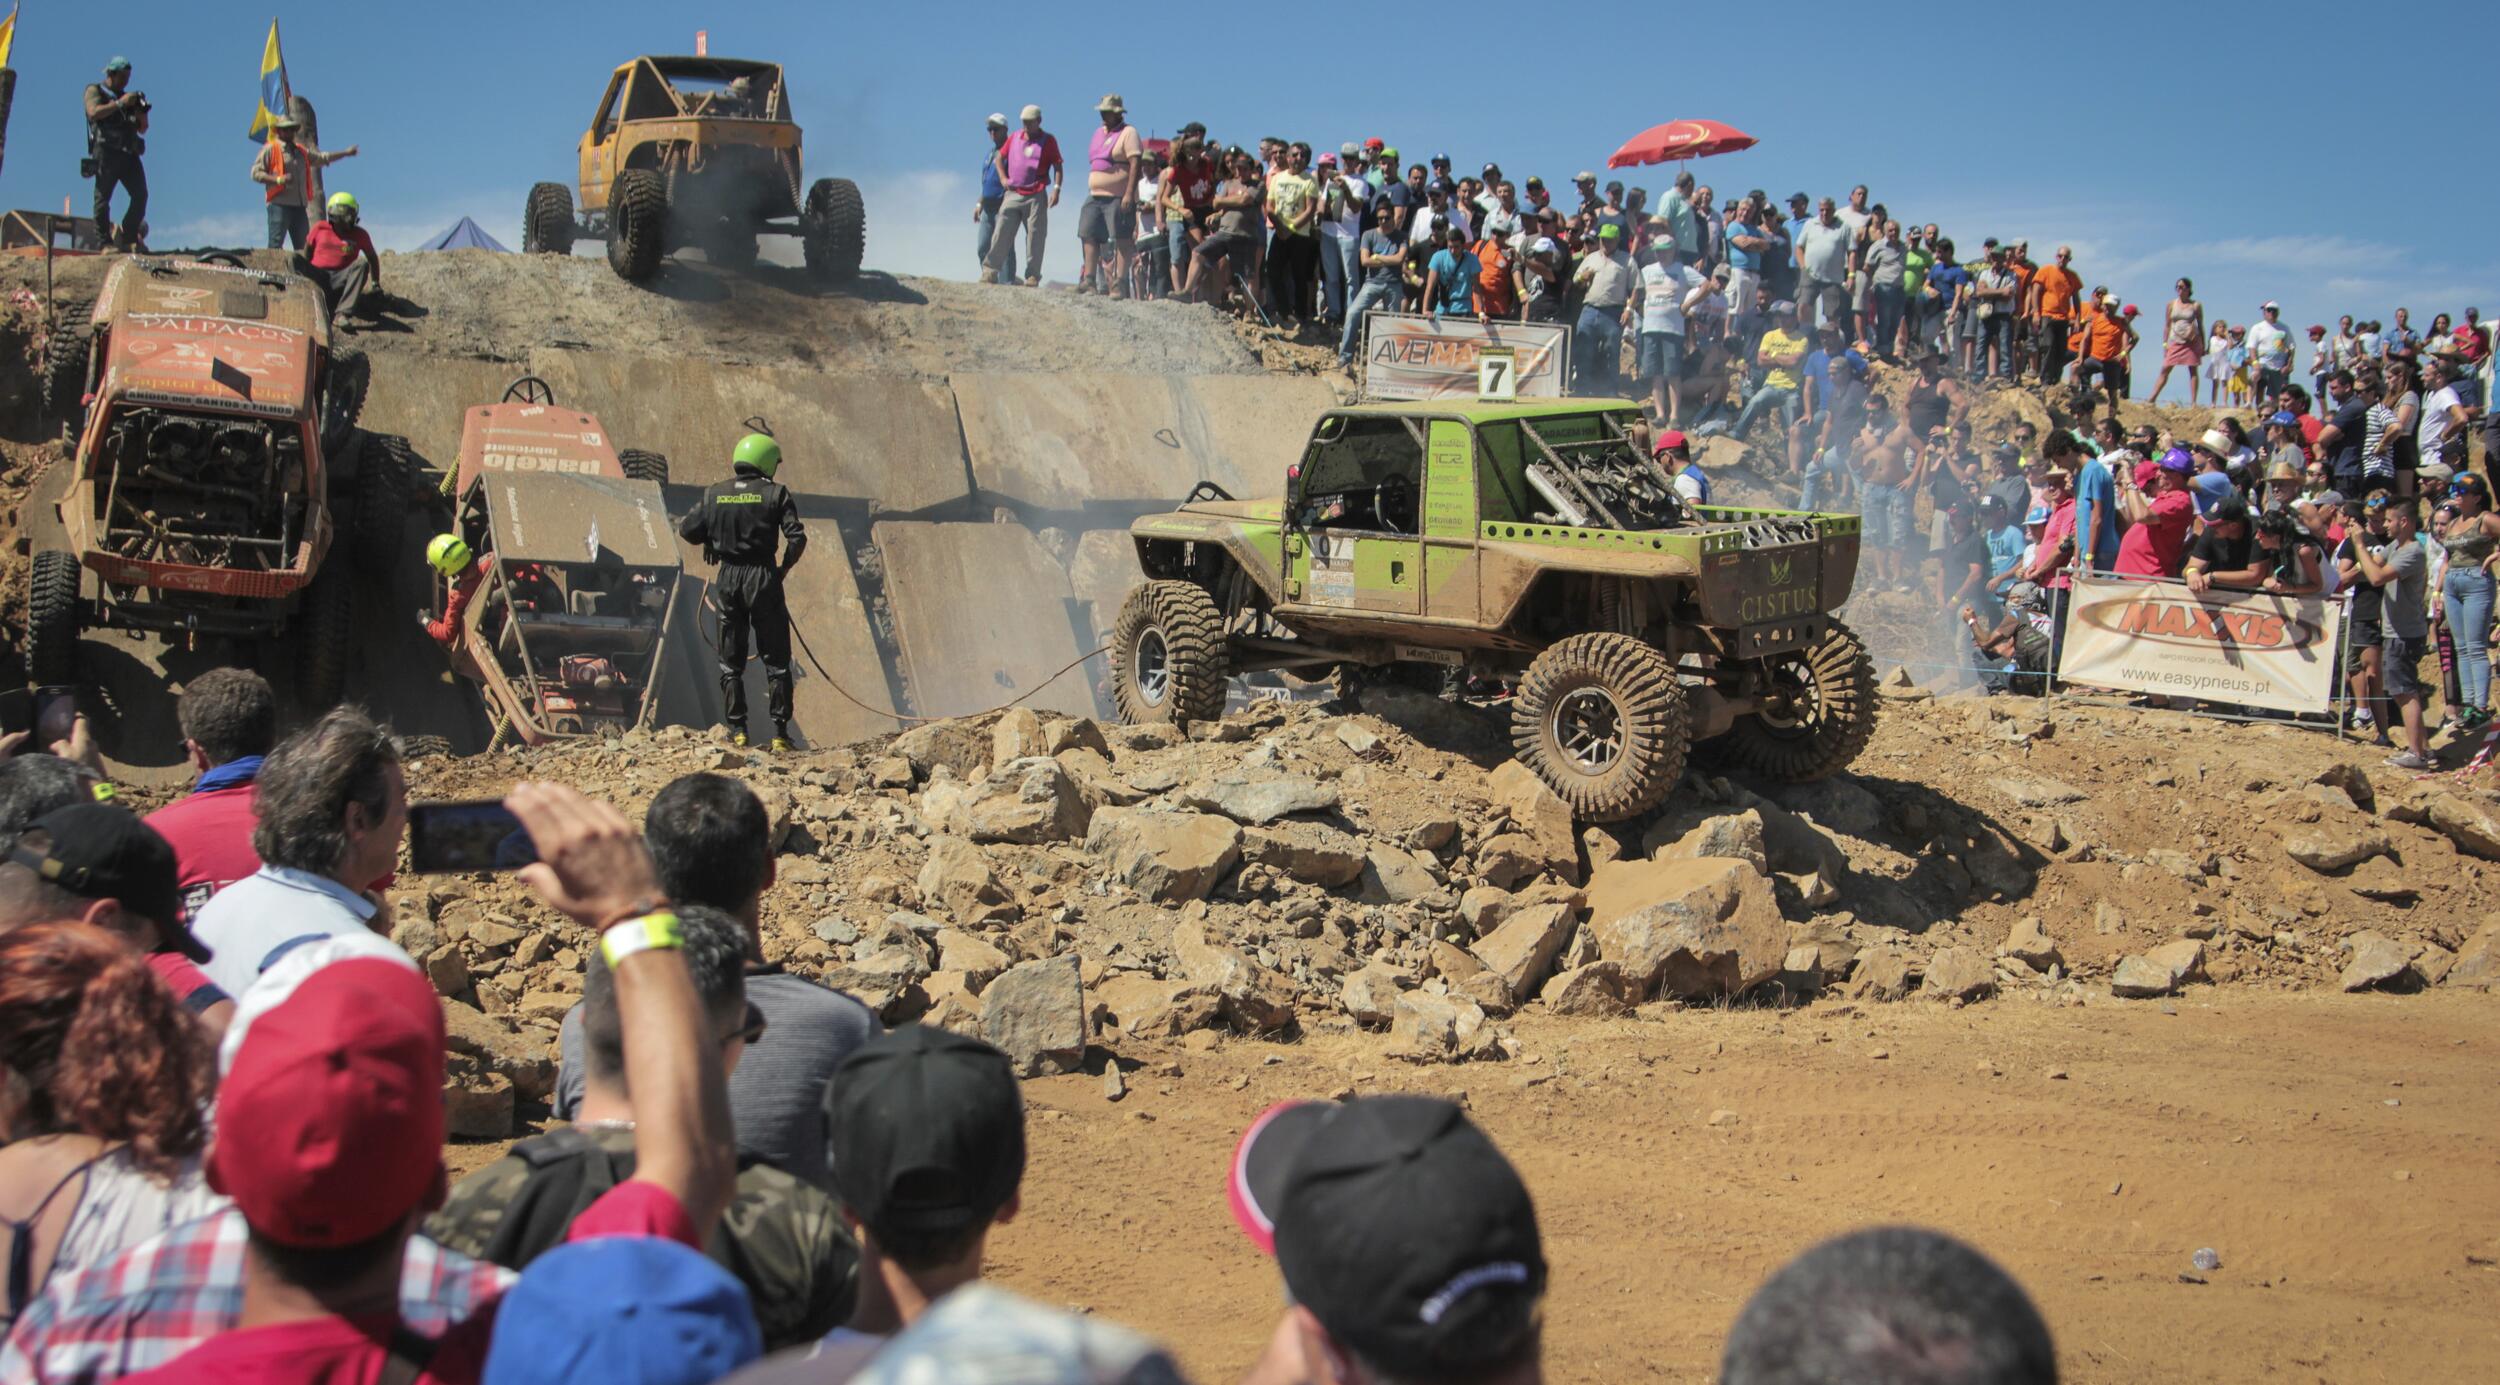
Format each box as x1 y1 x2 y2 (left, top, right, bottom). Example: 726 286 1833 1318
726 1001 768 1047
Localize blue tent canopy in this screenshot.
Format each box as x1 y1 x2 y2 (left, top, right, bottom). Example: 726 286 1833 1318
418 217 510 253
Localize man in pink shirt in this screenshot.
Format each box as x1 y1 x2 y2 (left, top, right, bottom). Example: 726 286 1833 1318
1077 93 1141 297
981 104 1062 288
143 669 277 926
2113 447 2196 577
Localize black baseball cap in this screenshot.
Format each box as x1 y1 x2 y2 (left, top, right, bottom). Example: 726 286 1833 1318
2208 495 2252 526
1228 1097 1545 1377
823 1025 1025 1235
9 803 203 960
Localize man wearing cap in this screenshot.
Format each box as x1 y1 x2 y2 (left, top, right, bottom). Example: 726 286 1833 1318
2353 497 2436 769
983 105 1061 287
1570 224 1635 394
188 708 409 1000
2113 447 2196 578
123 782 752 1385
0 801 230 1031
83 58 150 252
973 114 1009 271
1078 95 1142 298
1654 430 1710 506
1631 234 1704 426
1229 1096 1546 1385
2183 496 2266 595
2247 301 2294 404
250 113 358 252
143 669 279 927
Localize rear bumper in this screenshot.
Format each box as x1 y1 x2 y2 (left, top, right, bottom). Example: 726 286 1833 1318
84 552 312 601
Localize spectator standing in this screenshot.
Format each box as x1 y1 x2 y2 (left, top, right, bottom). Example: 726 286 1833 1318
142 669 277 925
1721 1227 2057 1384
2026 246 2082 385
1721 195 1766 315
1794 197 1851 338
556 772 878 1189
1469 227 1517 322
1632 236 1704 426
1720 301 1807 442
972 114 1008 271
2071 430 2122 574
2150 278 2206 403
249 114 355 252
1077 95 1141 298
83 58 149 252
1970 246 2018 381
2359 497 2437 768
1798 350 1867 512
1517 235 1565 327
982 105 1061 288
1159 127 1213 296
2418 358 2470 476
1570 225 1635 393
1228 1096 1546 1385
1423 226 1479 321
1316 155 1367 327
2247 301 2295 403
2307 324 2336 410
1337 211 1406 370
0 922 223 1321
1264 143 1322 328
2438 473 2500 729
1181 148 1262 308
2113 449 2197 577
0 803 229 1034
2317 369 2370 495
188 708 408 1001
1925 239 1969 361
1863 222 1909 361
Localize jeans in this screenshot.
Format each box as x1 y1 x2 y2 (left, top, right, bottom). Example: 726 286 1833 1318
1729 384 1798 441
985 190 1048 281
267 202 310 251
1871 282 1906 355
1973 314 2011 378
2444 565 2495 709
92 149 147 247
1575 305 1624 393
975 195 1002 269
1167 222 1195 285
2037 320 2073 384
1340 278 1398 365
1801 443 1854 512
1318 232 1356 322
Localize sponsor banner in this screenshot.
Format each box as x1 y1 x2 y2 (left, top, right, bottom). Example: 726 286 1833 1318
2057 574 2344 714
1360 312 1569 401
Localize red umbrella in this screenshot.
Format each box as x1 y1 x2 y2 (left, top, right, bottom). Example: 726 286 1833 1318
1606 119 1757 169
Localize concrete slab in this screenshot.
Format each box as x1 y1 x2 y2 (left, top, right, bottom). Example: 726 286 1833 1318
950 373 1329 512
871 521 1099 720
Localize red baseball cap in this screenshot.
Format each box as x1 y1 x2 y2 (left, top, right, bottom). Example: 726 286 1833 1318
1363 136 1385 151
209 953 445 1247
1652 429 1690 456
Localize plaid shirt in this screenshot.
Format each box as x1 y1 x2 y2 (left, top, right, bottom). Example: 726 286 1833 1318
0 1209 512 1384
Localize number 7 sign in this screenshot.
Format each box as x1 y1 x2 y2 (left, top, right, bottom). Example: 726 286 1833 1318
1477 348 1517 401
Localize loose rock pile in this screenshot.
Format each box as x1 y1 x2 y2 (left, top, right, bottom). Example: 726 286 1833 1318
397 690 2500 1125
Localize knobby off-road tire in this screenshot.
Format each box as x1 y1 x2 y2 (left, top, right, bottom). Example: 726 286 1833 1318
352 434 413 577
606 170 668 282
40 310 91 445
1512 632 1689 823
1711 618 1877 783
321 348 370 458
523 182 576 256
26 551 83 688
619 449 670 485
801 177 865 285
1110 581 1228 725
294 562 354 711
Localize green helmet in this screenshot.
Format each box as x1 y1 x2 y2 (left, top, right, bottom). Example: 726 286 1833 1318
326 191 359 218
733 433 782 477
426 533 472 576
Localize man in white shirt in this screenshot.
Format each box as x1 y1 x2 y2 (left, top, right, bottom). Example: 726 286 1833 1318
1631 234 1705 426
2246 301 2295 403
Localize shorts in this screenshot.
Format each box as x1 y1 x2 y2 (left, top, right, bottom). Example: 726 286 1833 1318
1637 330 1686 381
2383 630 2429 700
1195 230 1254 276
1861 481 1915 550
1078 195 1136 243
2345 616 2383 678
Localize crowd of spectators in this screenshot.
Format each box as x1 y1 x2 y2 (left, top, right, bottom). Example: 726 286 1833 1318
0 673 2070 1382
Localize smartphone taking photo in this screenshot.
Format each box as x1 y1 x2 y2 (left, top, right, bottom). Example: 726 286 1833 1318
407 800 538 874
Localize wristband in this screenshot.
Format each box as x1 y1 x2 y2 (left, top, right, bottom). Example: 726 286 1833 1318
601 911 683 968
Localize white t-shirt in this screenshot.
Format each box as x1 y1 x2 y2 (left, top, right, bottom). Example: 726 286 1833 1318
1638 261 1704 336
1135 176 1161 238
1834 206 1871 240
1320 175 1365 241
2246 319 2292 372
2420 385 2464 455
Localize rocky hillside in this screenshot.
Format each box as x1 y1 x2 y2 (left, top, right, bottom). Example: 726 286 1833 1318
392 683 2499 1136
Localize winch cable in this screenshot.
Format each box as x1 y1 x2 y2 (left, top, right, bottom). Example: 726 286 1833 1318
695 589 1108 728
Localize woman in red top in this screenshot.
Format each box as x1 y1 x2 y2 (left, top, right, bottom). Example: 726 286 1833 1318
2112 448 2197 577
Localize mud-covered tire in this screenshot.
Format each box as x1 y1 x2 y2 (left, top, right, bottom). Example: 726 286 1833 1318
40 311 91 444
801 177 865 284
26 551 83 688
620 449 670 485
352 434 412 577
293 564 353 710
321 347 369 457
395 733 454 761
1709 619 1877 783
523 182 576 256
1512 632 1688 823
1110 581 1228 724
606 170 668 282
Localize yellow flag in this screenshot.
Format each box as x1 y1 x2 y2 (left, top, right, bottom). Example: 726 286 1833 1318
246 18 289 142
0 7 19 71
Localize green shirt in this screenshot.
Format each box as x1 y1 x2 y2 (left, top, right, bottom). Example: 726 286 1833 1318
1903 246 1933 295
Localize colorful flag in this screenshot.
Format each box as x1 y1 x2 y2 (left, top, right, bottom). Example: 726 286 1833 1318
245 18 289 142
0 6 19 70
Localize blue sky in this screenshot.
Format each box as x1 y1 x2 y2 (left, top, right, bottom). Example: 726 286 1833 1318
5 0 2495 373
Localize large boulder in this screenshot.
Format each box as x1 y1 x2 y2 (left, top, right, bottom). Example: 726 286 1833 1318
1085 808 1243 902
894 719 992 779
1655 810 1770 877
990 707 1050 764
1357 844 1440 905
1170 920 1298 1032
1089 974 1221 1037
1919 946 1996 1002
981 955 1087 1077
923 758 1092 844
1053 748 1148 810
917 836 1006 921
1586 856 1791 1001
1177 770 1340 825
1644 791 1847 881
1339 962 1412 1028
934 929 1013 990
2425 792 2500 860
1996 917 2064 972
1241 820 1369 888
2111 939 2205 998
1468 902 1577 998
1487 761 1582 883
2449 920 2500 989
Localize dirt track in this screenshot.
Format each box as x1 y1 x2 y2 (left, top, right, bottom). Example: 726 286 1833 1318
999 992 2499 1383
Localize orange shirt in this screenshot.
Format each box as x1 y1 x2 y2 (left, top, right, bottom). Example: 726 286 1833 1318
2084 310 2127 360
2009 261 2036 315
2034 265 2082 321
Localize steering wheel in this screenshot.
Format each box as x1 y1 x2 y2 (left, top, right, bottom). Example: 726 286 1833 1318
502 376 557 405
1372 473 1415 534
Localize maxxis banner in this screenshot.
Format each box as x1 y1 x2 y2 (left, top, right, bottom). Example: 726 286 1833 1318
2056 573 2345 714
1359 311 1570 401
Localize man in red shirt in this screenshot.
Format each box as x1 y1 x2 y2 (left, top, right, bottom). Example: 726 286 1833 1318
125 783 750 1385
980 105 1061 288
300 190 382 321
2113 448 2196 577
143 669 277 925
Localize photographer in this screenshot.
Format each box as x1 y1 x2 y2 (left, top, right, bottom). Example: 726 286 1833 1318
82 58 149 252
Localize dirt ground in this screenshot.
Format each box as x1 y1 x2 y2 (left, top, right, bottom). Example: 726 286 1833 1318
992 992 2499 1384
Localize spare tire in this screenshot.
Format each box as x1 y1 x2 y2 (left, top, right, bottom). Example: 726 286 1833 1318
39 309 91 445
801 177 866 284
620 449 670 485
523 182 576 256
606 170 668 282
25 550 83 688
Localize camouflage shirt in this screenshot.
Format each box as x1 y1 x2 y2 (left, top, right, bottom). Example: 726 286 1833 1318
423 1125 857 1352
